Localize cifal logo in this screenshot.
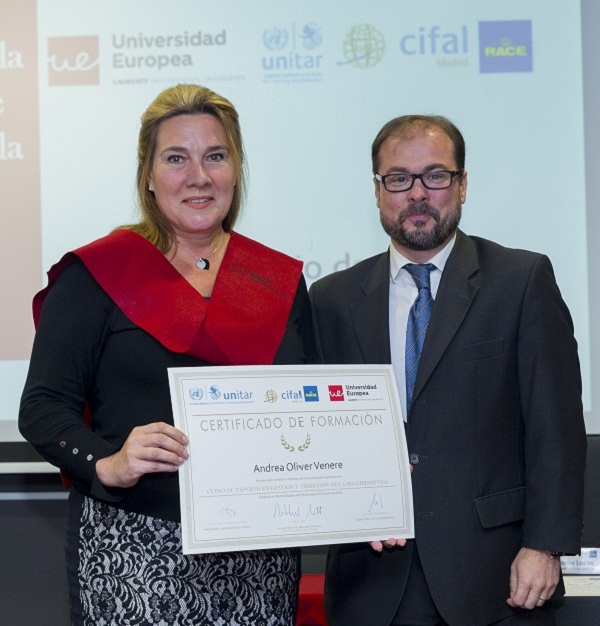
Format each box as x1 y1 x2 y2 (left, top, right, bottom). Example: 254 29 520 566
328 385 344 401
399 25 468 56
48 36 100 86
282 389 303 400
479 21 532 73
303 386 319 402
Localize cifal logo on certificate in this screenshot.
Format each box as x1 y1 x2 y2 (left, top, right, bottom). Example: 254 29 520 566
328 385 344 401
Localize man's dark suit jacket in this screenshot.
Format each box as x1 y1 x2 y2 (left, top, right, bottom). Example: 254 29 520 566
309 230 586 626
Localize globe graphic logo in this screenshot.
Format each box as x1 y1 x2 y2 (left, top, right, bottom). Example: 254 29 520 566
264 390 278 403
341 24 385 68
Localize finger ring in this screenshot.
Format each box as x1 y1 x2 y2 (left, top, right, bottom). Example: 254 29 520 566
539 596 549 601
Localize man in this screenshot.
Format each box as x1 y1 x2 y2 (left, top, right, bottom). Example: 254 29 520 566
309 115 586 626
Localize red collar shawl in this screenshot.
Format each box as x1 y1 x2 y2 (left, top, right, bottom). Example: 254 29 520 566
33 229 303 365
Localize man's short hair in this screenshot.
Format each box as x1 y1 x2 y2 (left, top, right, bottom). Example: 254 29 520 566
371 115 466 174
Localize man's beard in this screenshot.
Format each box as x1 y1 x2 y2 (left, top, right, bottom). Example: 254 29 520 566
380 201 461 251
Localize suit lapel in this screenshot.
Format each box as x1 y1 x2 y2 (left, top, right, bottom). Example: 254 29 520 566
412 231 480 403
350 252 392 364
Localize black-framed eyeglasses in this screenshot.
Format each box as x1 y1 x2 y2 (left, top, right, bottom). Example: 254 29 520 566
375 170 463 192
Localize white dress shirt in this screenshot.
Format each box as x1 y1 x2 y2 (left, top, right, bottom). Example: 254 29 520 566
389 236 456 421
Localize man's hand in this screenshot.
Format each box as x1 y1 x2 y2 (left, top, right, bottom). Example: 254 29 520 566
507 547 560 609
369 538 408 552
369 463 413 552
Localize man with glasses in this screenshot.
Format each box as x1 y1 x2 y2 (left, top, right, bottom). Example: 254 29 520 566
309 115 586 626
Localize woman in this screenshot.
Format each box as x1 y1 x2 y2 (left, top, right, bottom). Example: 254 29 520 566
20 84 315 625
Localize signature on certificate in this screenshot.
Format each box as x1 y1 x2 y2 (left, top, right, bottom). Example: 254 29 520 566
218 505 236 518
273 502 324 519
368 491 385 513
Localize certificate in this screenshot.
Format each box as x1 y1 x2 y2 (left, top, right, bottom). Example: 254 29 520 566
168 364 413 554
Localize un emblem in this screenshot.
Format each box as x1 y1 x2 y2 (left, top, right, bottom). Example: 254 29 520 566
263 28 288 51
189 388 203 401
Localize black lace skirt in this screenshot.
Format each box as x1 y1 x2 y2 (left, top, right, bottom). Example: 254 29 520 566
65 492 300 625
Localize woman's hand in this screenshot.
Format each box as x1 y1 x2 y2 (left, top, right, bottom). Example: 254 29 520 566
95 422 189 488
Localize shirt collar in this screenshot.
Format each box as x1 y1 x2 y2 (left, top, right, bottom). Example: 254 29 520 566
389 233 456 282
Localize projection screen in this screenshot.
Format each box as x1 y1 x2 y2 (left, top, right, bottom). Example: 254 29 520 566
1 0 598 472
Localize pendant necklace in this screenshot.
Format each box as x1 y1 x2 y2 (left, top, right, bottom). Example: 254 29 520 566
176 230 225 270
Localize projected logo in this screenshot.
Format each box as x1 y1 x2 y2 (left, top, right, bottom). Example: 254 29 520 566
338 25 385 68
299 24 323 50
48 36 100 86
261 23 323 82
397 25 469 67
263 27 289 51
479 21 532 73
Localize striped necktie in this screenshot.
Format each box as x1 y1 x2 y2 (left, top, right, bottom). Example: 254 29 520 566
404 263 435 412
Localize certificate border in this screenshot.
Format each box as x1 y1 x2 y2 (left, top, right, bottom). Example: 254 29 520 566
169 364 413 554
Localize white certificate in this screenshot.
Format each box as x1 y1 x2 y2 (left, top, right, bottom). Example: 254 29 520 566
168 364 413 554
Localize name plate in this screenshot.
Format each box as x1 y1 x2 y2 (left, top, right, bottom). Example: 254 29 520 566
168 364 413 554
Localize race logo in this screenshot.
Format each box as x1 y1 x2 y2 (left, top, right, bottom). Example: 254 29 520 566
328 385 344 401
48 36 100 86
338 24 385 68
479 21 532 73
303 386 319 402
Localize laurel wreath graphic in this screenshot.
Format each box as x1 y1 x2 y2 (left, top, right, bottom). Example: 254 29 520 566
298 434 311 452
280 434 295 452
280 434 311 453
